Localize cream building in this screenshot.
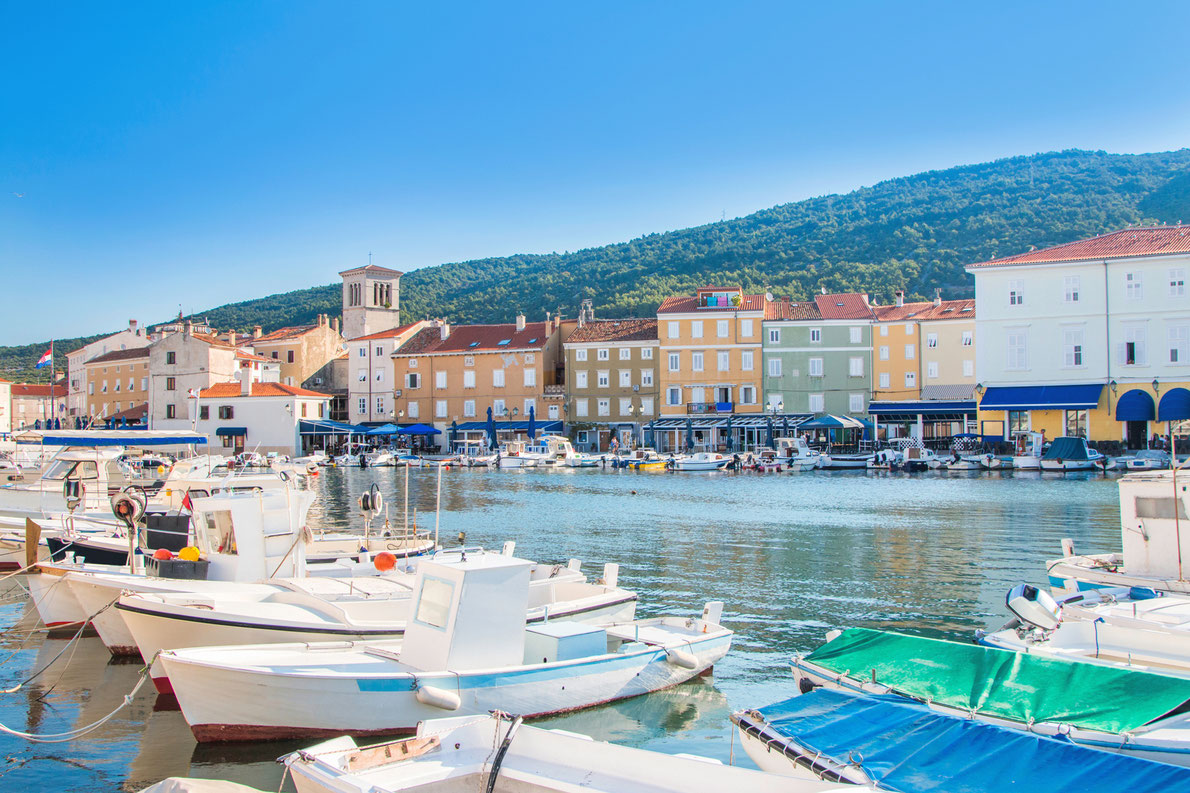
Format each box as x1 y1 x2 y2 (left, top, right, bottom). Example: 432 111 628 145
347 322 429 424
251 314 344 387
65 320 152 418
191 380 331 456
0 379 11 438
83 347 150 421
340 264 403 340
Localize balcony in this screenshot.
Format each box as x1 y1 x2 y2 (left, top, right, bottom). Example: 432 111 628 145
544 384 565 400
687 401 734 414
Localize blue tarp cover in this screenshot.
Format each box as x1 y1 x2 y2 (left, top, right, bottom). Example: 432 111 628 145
1043 436 1091 461
454 420 563 433
20 430 208 447
868 400 976 416
1160 388 1190 421
1115 389 1156 421
980 384 1103 410
755 688 1190 793
298 419 367 435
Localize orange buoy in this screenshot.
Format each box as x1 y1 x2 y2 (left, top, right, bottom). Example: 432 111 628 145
153 548 174 560
374 551 397 571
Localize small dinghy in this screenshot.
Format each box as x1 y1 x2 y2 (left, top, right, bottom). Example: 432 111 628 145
280 712 863 793
732 688 1190 792
161 554 732 742
789 627 1190 766
672 452 730 471
1039 436 1106 472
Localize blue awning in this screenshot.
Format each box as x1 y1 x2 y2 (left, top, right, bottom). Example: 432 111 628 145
214 427 246 437
868 400 977 416
399 423 441 436
17 430 208 447
980 384 1103 411
747 688 1190 793
1115 389 1156 422
454 420 563 433
1160 388 1190 422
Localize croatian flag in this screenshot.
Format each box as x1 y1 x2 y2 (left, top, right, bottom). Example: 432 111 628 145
35 349 52 369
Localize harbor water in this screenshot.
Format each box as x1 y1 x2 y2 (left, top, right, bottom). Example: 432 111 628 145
0 468 1121 791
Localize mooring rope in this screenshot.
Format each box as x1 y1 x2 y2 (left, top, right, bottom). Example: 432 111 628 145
1 597 118 694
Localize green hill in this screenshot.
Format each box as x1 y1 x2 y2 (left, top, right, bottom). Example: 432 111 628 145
5 148 1190 380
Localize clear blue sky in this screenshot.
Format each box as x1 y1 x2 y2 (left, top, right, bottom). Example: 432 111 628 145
3 1 1189 345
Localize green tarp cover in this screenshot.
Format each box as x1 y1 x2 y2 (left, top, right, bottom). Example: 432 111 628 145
803 628 1190 735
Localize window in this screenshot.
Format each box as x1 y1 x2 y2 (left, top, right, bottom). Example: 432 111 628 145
641 347 653 360
1064 276 1080 303
904 323 913 335
406 372 421 389
717 351 730 371
691 352 704 372
523 368 536 387
1063 329 1085 367
641 369 654 386
962 331 973 347
766 393 782 410
668 353 680 372
435 370 447 389
375 369 384 382
619 397 632 415
114 381 121 392
575 371 588 388
375 346 383 357
597 399 610 417
717 319 729 338
904 371 916 388
358 397 367 414
849 393 864 413
199 405 209 420
741 350 754 371
357 368 367 382
166 351 176 365
358 347 366 357
1065 409 1088 438
810 328 821 343
463 370 476 388
462 356 473 367
141 377 147 390
1171 269 1186 297
640 396 654 414
1007 332 1028 369
127 378 134 391
597 348 610 361
739 386 756 405
963 360 974 377
576 398 589 417
927 361 939 379
493 369 505 388
408 401 419 418
808 357 824 377
287 350 295 364
666 387 681 406
523 398 535 416
218 406 234 419
166 404 176 419
691 321 703 339
619 369 632 387
548 404 560 419
849 327 862 344
880 325 889 337
435 400 447 418
271 351 279 359
165 376 176 391
879 349 889 366
619 347 631 360
575 349 587 361
849 357 864 377
409 358 418 368
456 399 472 417
1009 280 1024 306
525 353 534 364
926 333 938 348
768 328 781 343
904 344 915 360
1122 325 1147 365
376 396 385 414
1126 272 1143 300
1009 411 1030 433
667 321 680 339
597 370 610 387
768 358 782 377
809 394 825 412
691 386 705 403
1170 325 1189 364
741 319 754 337
879 372 890 389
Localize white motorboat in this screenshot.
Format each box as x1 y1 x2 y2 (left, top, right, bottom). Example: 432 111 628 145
939 454 983 471
1009 430 1045 470
819 452 874 469
160 554 732 742
672 452 730 471
774 437 823 471
1109 449 1173 471
280 712 863 793
1039 436 1106 471
495 441 540 468
531 434 600 467
118 560 635 692
979 452 1014 470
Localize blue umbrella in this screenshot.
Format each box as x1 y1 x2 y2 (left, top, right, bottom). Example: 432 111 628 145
54 418 61 430
644 420 654 448
120 416 127 428
449 420 458 449
486 406 497 450
527 405 537 441
725 415 734 452
766 416 775 449
685 418 694 452
34 419 41 430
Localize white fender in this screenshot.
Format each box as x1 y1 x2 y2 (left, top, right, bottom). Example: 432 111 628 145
665 648 699 669
502 541 516 557
415 685 461 710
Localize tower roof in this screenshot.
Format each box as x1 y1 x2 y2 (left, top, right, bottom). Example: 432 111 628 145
339 264 404 277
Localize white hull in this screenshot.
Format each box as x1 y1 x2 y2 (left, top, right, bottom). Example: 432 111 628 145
1047 554 1190 595
820 455 872 469
1012 455 1041 470
734 722 869 783
1040 460 1102 471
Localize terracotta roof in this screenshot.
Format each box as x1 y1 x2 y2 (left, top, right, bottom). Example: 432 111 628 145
86 347 150 365
198 382 330 399
766 299 822 321
348 322 423 342
397 321 553 355
253 325 317 342
815 293 874 320
968 226 1190 269
874 299 976 322
109 402 148 420
235 350 273 362
187 332 239 349
11 384 64 398
657 293 769 314
566 319 658 344
339 264 404 277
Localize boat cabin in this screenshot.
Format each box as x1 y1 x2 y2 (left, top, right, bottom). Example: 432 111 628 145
186 488 314 581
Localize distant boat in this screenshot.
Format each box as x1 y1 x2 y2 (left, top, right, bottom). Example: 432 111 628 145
1039 436 1105 472
672 452 730 471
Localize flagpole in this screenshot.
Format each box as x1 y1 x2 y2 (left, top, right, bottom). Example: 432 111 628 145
48 339 54 427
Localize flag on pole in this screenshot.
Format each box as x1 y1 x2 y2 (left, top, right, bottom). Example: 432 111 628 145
181 490 193 512
35 349 52 369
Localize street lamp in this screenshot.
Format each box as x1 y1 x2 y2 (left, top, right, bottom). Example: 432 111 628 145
768 399 784 416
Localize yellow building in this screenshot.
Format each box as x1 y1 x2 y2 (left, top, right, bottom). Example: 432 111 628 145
83 347 150 421
250 314 345 387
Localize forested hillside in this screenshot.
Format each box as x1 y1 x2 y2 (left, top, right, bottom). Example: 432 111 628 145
5 148 1190 380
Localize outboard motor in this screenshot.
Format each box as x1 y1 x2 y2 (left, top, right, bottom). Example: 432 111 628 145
1005 583 1061 631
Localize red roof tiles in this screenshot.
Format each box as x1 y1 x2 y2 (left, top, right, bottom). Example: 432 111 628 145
348 322 424 342
968 226 1190 269
814 293 874 320
87 347 150 365
766 299 822 321
657 293 769 314
198 382 330 399
254 325 318 343
397 321 556 355
11 384 63 398
566 319 658 344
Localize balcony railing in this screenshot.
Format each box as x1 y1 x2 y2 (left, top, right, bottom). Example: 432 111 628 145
687 401 734 414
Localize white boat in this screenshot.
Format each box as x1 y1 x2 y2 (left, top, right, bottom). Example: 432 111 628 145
1009 430 1045 470
495 440 540 468
672 452 730 471
118 560 635 692
1109 449 1173 471
940 454 983 471
531 434 600 467
160 553 732 742
453 442 497 467
774 437 823 471
979 452 1014 470
280 712 863 793
1039 436 1106 471
819 452 874 469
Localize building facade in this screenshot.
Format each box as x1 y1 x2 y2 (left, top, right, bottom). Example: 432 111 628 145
65 320 152 418
340 264 403 340
346 322 429 425
83 347 150 421
563 315 659 451
10 383 68 429
251 314 345 387
0 379 10 438
191 381 330 456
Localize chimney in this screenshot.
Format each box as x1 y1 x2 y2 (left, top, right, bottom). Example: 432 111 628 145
252 325 263 339
184 319 193 337
224 330 237 344
516 313 526 332
239 370 252 396
318 313 327 327
439 319 451 340
577 311 584 329
129 319 139 335
934 288 942 307
895 290 904 307
782 296 790 303
331 317 340 334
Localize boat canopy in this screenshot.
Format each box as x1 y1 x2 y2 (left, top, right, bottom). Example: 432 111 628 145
799 414 866 430
979 383 1103 410
297 419 368 435
1042 436 1091 461
453 420 562 433
867 399 975 417
803 628 1190 734
754 688 1190 793
14 429 208 446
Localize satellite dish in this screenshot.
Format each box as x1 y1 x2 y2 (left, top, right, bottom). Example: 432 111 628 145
765 292 773 302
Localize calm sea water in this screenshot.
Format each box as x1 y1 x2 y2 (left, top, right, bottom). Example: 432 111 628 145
0 467 1122 791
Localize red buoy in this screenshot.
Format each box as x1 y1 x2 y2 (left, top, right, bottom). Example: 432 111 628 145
374 551 397 571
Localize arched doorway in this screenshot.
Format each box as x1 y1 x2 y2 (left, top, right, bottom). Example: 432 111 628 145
1116 389 1156 449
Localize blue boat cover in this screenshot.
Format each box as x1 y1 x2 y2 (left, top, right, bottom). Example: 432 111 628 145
1115 389 1156 421
980 384 1103 410
1160 387 1190 421
867 400 976 416
298 419 368 434
1042 436 1091 461
755 688 1190 793
453 420 563 433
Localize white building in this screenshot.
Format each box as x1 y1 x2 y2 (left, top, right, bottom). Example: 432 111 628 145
966 225 1190 446
346 322 428 424
0 379 11 439
65 320 152 418
191 380 331 456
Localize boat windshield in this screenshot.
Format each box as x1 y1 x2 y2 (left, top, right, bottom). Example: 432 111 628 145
41 459 99 480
